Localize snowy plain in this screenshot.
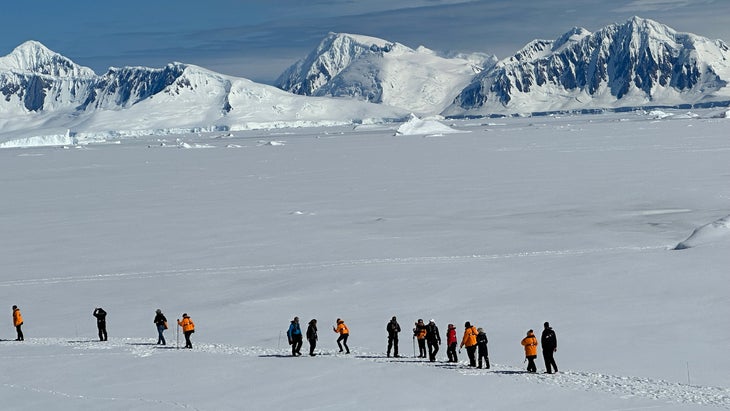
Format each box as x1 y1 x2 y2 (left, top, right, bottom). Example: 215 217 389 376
1 110 730 410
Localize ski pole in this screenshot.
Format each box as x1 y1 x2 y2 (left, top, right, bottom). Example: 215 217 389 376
412 336 416 358
176 320 180 350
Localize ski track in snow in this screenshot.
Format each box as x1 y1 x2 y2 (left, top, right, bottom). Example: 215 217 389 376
0 245 668 287
3 337 729 409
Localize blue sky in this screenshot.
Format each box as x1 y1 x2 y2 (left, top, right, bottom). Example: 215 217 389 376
2 0 729 83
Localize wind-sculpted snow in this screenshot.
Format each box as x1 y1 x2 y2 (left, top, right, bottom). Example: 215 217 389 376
395 114 468 136
674 214 730 249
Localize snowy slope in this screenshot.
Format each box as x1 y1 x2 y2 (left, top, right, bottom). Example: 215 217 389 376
275 32 494 115
0 42 408 147
1 110 729 410
445 17 730 116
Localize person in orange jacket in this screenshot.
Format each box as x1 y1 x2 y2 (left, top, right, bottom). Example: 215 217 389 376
12 305 24 341
333 318 349 354
459 321 478 366
177 313 195 349
521 329 538 373
413 319 427 358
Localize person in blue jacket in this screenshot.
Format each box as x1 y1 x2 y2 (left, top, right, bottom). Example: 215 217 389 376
287 316 303 356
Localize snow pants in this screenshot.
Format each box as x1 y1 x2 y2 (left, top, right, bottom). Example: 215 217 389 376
446 342 458 362
417 338 426 358
337 334 349 353
466 345 477 366
427 340 439 362
543 350 558 373
387 335 399 357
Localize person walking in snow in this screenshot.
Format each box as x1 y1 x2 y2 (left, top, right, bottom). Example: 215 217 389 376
12 305 24 341
93 307 107 341
476 327 490 369
541 322 558 374
178 313 195 349
446 324 458 362
306 319 318 356
386 316 401 358
521 329 538 373
154 309 168 345
333 318 350 354
460 321 478 367
413 319 427 358
287 316 303 356
426 319 441 362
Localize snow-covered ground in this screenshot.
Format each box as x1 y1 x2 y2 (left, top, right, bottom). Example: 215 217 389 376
1 110 729 410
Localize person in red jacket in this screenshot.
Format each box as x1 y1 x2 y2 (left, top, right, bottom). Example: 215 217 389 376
446 324 458 362
521 329 538 373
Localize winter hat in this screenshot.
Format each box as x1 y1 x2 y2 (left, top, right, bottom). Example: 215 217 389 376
182 313 188 318
156 309 161 314
392 316 397 321
310 319 317 324
544 321 550 328
477 327 484 333
429 319 435 324
464 321 471 328
448 324 454 329
417 319 424 323
294 316 299 321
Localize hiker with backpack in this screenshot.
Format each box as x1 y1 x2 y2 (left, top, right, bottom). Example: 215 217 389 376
287 316 303 356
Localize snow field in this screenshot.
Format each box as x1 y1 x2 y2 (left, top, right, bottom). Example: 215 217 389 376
1 111 729 410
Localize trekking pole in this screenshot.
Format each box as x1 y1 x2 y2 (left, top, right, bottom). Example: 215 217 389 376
412 336 416 358
176 320 180 350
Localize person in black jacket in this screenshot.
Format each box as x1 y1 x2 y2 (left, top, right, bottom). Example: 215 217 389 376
386 316 401 358
541 321 558 374
426 319 441 362
93 308 107 341
154 309 167 345
306 319 318 356
476 327 490 369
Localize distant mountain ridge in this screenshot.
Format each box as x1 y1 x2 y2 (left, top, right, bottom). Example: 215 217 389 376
275 32 496 115
0 42 407 145
444 17 730 116
275 17 730 117
1 17 729 146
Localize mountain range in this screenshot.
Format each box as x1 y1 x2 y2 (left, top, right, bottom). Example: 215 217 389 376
1 17 729 146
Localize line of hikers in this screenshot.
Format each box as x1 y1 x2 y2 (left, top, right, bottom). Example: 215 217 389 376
8 306 558 374
7 306 196 349
286 315 559 374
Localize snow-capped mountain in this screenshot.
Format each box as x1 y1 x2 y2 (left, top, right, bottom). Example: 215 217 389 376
444 17 730 116
0 41 408 145
275 32 495 115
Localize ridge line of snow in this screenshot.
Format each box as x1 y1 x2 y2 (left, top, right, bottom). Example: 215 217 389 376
0 245 668 287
